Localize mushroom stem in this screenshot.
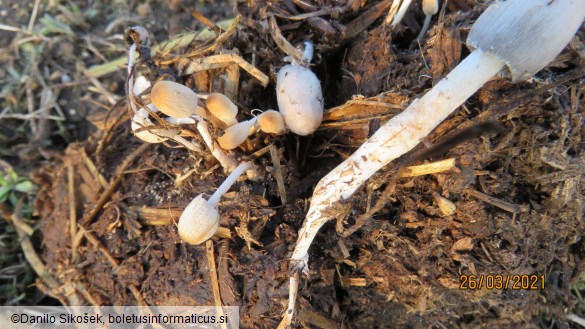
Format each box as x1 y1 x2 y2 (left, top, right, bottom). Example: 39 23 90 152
290 49 503 265
195 119 239 172
126 43 138 116
416 14 433 41
165 117 196 125
207 161 253 206
385 0 413 27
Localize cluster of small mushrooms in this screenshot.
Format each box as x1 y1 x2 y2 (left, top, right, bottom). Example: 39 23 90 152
127 36 323 246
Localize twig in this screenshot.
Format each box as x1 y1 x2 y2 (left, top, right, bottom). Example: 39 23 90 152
344 0 393 41
83 69 120 106
183 52 269 87
196 120 238 172
464 189 523 213
268 16 304 65
0 23 31 34
161 16 241 64
401 158 456 177
277 272 300 329
129 205 232 239
81 148 109 188
27 0 41 32
568 314 585 328
205 240 229 329
66 159 77 262
269 144 287 204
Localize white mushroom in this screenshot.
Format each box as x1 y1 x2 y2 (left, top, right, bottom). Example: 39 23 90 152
276 41 323 136
178 161 252 245
417 0 439 41
132 75 151 97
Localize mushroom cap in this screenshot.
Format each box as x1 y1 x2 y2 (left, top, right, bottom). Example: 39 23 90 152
206 93 239 126
258 110 286 135
467 0 585 82
217 118 257 150
151 81 207 118
276 64 323 136
178 195 220 245
422 0 439 16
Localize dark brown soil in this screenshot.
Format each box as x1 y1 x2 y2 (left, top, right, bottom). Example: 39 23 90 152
3 0 585 328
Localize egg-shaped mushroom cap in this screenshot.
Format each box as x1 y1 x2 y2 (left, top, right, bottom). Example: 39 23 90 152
178 195 220 245
206 93 238 126
422 0 438 16
276 64 323 136
467 0 585 82
258 110 286 135
151 81 207 118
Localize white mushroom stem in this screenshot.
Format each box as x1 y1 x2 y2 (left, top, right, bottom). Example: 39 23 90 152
126 43 139 116
385 0 413 27
165 117 197 125
207 161 253 206
196 119 239 172
163 115 259 178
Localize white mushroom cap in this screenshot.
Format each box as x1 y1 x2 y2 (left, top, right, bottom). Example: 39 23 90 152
178 161 253 245
276 64 323 136
178 195 220 245
467 0 585 82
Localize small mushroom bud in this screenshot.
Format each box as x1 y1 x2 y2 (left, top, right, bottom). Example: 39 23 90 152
151 80 207 119
258 110 286 135
276 41 323 136
217 117 257 150
131 105 168 143
206 93 238 127
178 161 252 245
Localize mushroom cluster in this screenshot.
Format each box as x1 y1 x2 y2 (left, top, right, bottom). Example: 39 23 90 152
125 32 325 247
131 79 289 151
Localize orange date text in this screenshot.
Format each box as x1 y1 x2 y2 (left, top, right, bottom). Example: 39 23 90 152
459 274 545 290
